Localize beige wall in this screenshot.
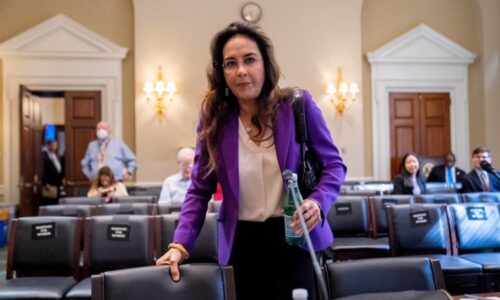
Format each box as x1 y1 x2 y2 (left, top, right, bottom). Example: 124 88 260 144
134 0 365 183
0 0 135 186
480 0 500 162
361 0 497 172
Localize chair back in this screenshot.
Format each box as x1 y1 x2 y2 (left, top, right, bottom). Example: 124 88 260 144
387 204 451 256
59 197 106 205
417 194 461 204
327 196 370 236
113 195 157 204
324 257 445 299
448 203 500 252
83 215 155 275
157 202 183 214
91 264 236 300
369 195 414 237
156 213 218 263
462 192 500 203
39 204 96 217
95 203 156 216
7 216 82 279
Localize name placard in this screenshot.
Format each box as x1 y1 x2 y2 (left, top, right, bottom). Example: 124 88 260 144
335 203 352 215
466 207 487 221
107 224 131 241
32 222 56 240
410 211 430 226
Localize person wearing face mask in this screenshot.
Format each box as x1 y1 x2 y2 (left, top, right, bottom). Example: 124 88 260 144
81 120 137 181
159 147 195 204
426 152 466 184
392 152 427 195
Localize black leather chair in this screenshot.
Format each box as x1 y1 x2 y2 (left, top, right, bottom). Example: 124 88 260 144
112 195 157 204
416 194 462 204
425 182 462 194
59 197 106 205
369 195 414 237
128 186 162 199
448 203 500 292
157 202 183 214
64 215 155 300
387 204 482 294
324 257 448 300
94 203 156 216
155 213 218 263
91 264 236 300
324 196 389 261
0 216 82 299
39 204 97 218
462 192 500 203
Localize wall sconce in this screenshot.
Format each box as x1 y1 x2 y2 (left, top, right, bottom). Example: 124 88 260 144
143 66 177 119
326 68 359 116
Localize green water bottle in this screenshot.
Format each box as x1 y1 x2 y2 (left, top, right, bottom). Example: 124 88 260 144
283 169 305 246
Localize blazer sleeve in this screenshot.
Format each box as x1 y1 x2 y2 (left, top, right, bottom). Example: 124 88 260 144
426 167 440 182
172 122 218 252
302 90 346 216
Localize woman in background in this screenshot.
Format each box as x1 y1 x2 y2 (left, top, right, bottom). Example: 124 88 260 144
392 152 426 195
87 166 128 202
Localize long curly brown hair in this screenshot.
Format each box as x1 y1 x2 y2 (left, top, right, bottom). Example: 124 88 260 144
200 21 291 176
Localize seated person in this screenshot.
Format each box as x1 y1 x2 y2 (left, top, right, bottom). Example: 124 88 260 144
461 146 500 193
392 152 426 195
159 147 195 204
426 152 465 184
88 166 128 202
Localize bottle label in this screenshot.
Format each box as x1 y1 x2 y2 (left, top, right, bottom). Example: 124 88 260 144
284 215 303 238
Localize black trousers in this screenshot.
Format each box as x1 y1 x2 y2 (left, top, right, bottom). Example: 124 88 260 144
230 217 317 300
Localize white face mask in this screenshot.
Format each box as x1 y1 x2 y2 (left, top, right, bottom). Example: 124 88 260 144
96 129 109 140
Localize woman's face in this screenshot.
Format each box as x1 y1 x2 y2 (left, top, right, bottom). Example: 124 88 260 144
222 35 265 105
404 155 419 175
99 175 111 187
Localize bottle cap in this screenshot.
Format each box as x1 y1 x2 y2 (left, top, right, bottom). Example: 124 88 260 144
292 288 308 300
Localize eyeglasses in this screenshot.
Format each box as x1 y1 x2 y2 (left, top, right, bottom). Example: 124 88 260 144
221 55 260 72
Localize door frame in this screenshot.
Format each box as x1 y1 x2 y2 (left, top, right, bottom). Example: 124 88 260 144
367 24 476 180
0 14 127 203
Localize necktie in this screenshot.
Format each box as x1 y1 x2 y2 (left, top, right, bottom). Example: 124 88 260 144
446 168 454 184
98 140 109 168
480 172 491 192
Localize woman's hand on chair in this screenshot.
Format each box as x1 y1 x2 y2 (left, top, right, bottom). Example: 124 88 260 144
156 249 184 281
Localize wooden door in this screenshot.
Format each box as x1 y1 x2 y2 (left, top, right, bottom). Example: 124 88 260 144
19 86 43 216
389 92 451 178
64 91 101 196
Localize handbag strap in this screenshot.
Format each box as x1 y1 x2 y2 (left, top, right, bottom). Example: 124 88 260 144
292 89 308 144
292 89 307 163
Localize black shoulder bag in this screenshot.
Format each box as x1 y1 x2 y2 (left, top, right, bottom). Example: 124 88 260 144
292 89 322 198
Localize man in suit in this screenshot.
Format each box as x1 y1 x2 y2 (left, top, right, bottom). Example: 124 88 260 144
461 147 500 193
42 140 64 204
427 152 465 184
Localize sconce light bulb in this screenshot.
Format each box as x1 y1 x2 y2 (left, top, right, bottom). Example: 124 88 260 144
349 83 359 95
143 81 154 94
326 83 336 95
339 82 348 95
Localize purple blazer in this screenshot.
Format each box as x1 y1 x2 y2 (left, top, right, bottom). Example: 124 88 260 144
173 90 346 265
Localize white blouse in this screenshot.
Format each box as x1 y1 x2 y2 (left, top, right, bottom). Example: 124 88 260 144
238 118 284 221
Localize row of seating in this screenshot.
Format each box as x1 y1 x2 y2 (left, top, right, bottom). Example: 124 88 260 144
340 181 464 195
326 197 500 293
93 256 450 300
41 200 222 217
0 213 218 300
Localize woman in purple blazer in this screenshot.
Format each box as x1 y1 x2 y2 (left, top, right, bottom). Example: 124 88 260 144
156 22 346 299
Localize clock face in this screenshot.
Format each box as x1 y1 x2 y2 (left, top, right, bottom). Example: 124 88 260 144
241 2 262 23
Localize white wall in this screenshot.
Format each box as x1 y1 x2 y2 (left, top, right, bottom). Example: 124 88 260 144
133 0 365 184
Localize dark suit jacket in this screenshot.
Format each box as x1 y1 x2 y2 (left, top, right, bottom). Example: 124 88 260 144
42 151 64 187
392 174 427 195
172 90 347 265
426 165 465 183
460 170 500 193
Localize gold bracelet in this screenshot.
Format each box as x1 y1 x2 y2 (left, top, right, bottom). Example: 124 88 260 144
168 243 190 260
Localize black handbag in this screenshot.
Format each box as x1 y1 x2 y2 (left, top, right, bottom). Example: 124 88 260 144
292 89 322 198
